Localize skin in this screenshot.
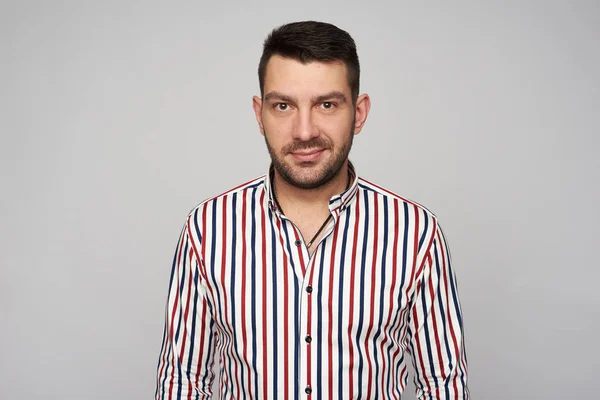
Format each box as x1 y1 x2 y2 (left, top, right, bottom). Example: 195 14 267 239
252 55 371 251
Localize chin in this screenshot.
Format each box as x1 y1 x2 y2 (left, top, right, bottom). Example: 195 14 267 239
286 168 339 189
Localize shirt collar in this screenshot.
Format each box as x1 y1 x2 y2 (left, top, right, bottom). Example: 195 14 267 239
265 161 359 215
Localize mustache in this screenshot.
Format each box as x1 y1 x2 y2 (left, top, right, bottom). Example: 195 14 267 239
283 138 331 153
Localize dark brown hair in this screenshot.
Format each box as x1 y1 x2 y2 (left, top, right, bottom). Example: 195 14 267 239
258 21 360 102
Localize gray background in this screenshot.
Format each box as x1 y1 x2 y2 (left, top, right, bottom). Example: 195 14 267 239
1 1 599 399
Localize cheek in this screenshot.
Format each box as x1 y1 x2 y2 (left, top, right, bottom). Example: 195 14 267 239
317 113 354 136
263 115 294 138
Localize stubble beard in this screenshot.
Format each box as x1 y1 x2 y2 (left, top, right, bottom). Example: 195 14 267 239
264 124 355 190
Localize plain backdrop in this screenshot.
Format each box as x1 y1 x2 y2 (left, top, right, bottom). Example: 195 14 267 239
1 1 599 399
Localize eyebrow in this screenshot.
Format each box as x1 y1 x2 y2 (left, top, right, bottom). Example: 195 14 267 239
263 91 348 104
264 91 297 104
313 91 348 104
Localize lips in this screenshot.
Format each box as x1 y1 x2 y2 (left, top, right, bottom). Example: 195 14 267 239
290 149 325 162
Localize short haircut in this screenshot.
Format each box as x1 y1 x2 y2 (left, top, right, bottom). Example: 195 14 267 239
258 21 360 102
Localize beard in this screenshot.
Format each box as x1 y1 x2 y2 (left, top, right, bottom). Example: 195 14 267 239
264 123 355 190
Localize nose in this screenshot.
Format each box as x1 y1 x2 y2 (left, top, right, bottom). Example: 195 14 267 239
292 108 319 142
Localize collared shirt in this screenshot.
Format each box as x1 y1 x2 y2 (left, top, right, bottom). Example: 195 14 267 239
155 163 469 399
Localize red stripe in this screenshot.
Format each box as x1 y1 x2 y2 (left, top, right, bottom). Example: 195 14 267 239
305 239 317 398
196 205 210 393
392 205 422 361
179 248 194 361
411 281 431 394
259 190 268 400
194 298 208 393
327 220 340 400
399 365 408 391
181 247 195 400
275 217 290 395
364 194 379 396
240 189 252 400
219 195 241 397
293 229 306 275
306 264 314 398
427 250 446 389
379 199 400 399
347 193 361 398
410 205 421 286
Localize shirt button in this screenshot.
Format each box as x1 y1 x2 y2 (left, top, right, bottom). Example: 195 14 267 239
306 286 313 293
294 240 302 247
305 386 312 394
305 335 312 343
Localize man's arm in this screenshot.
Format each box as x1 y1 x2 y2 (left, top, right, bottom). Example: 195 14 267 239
155 217 217 400
407 221 469 399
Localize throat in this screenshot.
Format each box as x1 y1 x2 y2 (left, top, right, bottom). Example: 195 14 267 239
270 164 353 253
295 212 334 255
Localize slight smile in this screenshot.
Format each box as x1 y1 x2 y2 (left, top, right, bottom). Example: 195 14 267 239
290 149 325 162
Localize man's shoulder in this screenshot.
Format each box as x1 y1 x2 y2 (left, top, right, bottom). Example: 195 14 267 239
186 175 267 218
357 176 439 223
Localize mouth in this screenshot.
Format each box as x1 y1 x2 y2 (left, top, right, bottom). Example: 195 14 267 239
289 148 325 162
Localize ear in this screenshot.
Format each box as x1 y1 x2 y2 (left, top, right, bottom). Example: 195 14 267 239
252 95 265 135
353 93 371 135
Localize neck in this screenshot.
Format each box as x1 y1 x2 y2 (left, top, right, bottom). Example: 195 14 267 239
272 161 350 216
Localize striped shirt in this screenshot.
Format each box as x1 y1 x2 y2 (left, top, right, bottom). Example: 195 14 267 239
156 164 469 399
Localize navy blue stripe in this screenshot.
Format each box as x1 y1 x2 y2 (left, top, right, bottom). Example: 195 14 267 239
186 267 200 382
420 272 439 390
385 201 410 391
372 196 389 400
355 189 371 398
418 211 429 251
316 243 327 399
433 240 455 379
405 324 425 391
337 204 352 399
174 240 188 343
208 199 228 397
229 193 247 399
245 181 264 190
250 187 259 397
279 220 301 400
293 277 300 400
268 208 279 398
201 319 215 394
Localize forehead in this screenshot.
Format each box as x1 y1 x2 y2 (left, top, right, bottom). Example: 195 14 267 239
263 55 350 96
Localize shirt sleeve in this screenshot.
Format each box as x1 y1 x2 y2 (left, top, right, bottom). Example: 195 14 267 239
155 218 217 400
407 221 469 399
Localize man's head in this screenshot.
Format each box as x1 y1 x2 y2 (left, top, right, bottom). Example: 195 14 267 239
253 21 370 190
258 21 361 103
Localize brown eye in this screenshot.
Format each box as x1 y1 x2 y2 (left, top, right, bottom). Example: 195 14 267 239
322 102 333 109
276 103 289 111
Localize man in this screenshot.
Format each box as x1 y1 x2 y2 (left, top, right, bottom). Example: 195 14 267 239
156 21 469 399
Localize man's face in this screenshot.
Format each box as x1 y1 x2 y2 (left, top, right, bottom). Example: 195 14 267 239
253 55 364 189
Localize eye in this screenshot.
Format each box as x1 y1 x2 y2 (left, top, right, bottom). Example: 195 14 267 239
321 102 335 110
275 103 289 111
